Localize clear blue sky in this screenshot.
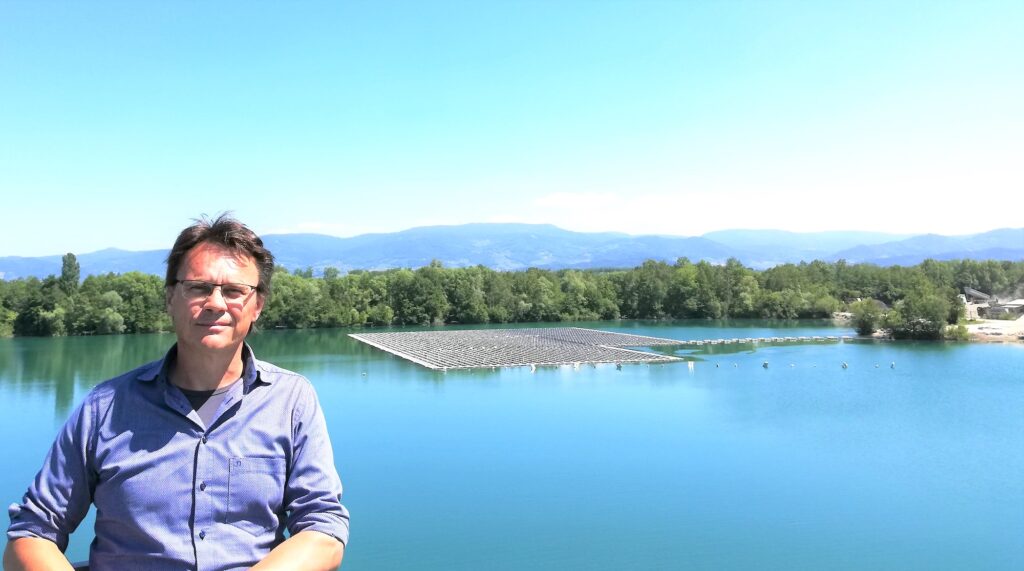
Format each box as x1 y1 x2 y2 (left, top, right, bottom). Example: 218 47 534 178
1 0 1021 256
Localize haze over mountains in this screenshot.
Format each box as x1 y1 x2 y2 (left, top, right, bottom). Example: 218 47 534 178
1 224 1022 280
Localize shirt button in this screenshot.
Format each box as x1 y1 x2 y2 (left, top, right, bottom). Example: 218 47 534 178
199 482 207 491
201 436 208 444
199 530 206 540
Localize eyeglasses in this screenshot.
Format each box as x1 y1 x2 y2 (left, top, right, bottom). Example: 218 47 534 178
174 280 258 305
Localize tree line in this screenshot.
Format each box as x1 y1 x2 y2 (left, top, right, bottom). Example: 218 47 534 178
1 254 1022 340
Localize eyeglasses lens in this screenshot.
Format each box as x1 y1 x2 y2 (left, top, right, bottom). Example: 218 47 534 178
179 281 253 303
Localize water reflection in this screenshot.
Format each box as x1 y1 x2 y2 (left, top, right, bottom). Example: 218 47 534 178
3 324 1023 570
0 334 172 417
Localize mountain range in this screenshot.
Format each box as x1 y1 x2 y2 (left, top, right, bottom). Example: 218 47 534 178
1 224 1021 280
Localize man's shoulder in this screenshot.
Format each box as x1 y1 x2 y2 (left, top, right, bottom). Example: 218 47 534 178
253 358 312 386
85 358 163 403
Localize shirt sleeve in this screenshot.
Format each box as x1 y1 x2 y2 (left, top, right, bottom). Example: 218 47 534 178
284 380 350 545
7 394 97 551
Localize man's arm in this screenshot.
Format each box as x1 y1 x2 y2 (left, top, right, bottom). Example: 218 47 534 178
278 381 350 554
3 537 75 571
249 530 343 571
7 398 96 571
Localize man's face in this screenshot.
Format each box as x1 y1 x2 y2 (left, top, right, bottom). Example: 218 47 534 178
167 242 265 353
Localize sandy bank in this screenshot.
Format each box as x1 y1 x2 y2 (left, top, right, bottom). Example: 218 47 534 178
966 315 1024 343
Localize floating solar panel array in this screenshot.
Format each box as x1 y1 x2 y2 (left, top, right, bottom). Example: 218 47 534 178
349 327 685 370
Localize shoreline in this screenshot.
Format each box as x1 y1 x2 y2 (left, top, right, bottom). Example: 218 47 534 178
4 317 1023 343
834 315 1024 344
964 315 1024 343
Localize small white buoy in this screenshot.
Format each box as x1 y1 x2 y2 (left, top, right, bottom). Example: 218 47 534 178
891 361 896 369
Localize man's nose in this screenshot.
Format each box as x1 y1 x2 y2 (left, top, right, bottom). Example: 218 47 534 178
202 285 229 309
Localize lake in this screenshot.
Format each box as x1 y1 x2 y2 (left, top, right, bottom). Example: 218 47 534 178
2 321 1022 570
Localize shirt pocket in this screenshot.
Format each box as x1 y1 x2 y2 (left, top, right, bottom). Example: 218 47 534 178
226 456 286 536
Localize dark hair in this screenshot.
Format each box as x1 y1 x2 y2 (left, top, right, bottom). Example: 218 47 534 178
165 213 274 298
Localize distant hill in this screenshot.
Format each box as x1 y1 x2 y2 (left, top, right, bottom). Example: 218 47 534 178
832 228 1024 265
1 224 1021 280
0 249 169 281
264 224 738 273
700 229 913 268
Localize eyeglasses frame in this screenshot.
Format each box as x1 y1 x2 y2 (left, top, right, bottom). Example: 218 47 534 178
173 279 260 305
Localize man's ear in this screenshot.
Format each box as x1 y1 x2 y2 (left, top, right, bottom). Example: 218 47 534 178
165 287 174 310
254 294 265 320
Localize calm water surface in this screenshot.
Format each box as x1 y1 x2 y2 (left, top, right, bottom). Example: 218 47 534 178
2 321 1022 570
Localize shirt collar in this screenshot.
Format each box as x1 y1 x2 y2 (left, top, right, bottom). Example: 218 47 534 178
136 343 264 386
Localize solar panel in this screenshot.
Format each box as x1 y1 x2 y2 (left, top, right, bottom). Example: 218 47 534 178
349 327 684 370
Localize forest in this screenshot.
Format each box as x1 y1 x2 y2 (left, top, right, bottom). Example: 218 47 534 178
2 254 1022 341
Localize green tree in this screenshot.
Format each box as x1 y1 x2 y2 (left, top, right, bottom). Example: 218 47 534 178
849 299 883 336
75 290 128 335
2 256 1022 337
886 289 951 340
59 253 80 295
109 272 170 333
559 270 599 320
637 261 671 318
511 269 562 322
351 271 391 325
13 276 67 336
482 268 515 323
261 271 324 329
444 267 489 324
319 270 360 327
693 262 724 318
719 258 758 316
0 306 15 337
388 269 448 326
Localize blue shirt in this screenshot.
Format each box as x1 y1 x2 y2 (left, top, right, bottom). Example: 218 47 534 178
7 344 350 571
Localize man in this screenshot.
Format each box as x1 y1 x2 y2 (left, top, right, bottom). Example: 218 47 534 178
5 215 349 571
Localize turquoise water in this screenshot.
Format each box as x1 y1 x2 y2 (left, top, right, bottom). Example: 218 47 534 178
2 321 1022 569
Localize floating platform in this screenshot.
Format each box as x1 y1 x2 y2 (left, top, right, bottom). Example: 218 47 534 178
349 327 684 370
